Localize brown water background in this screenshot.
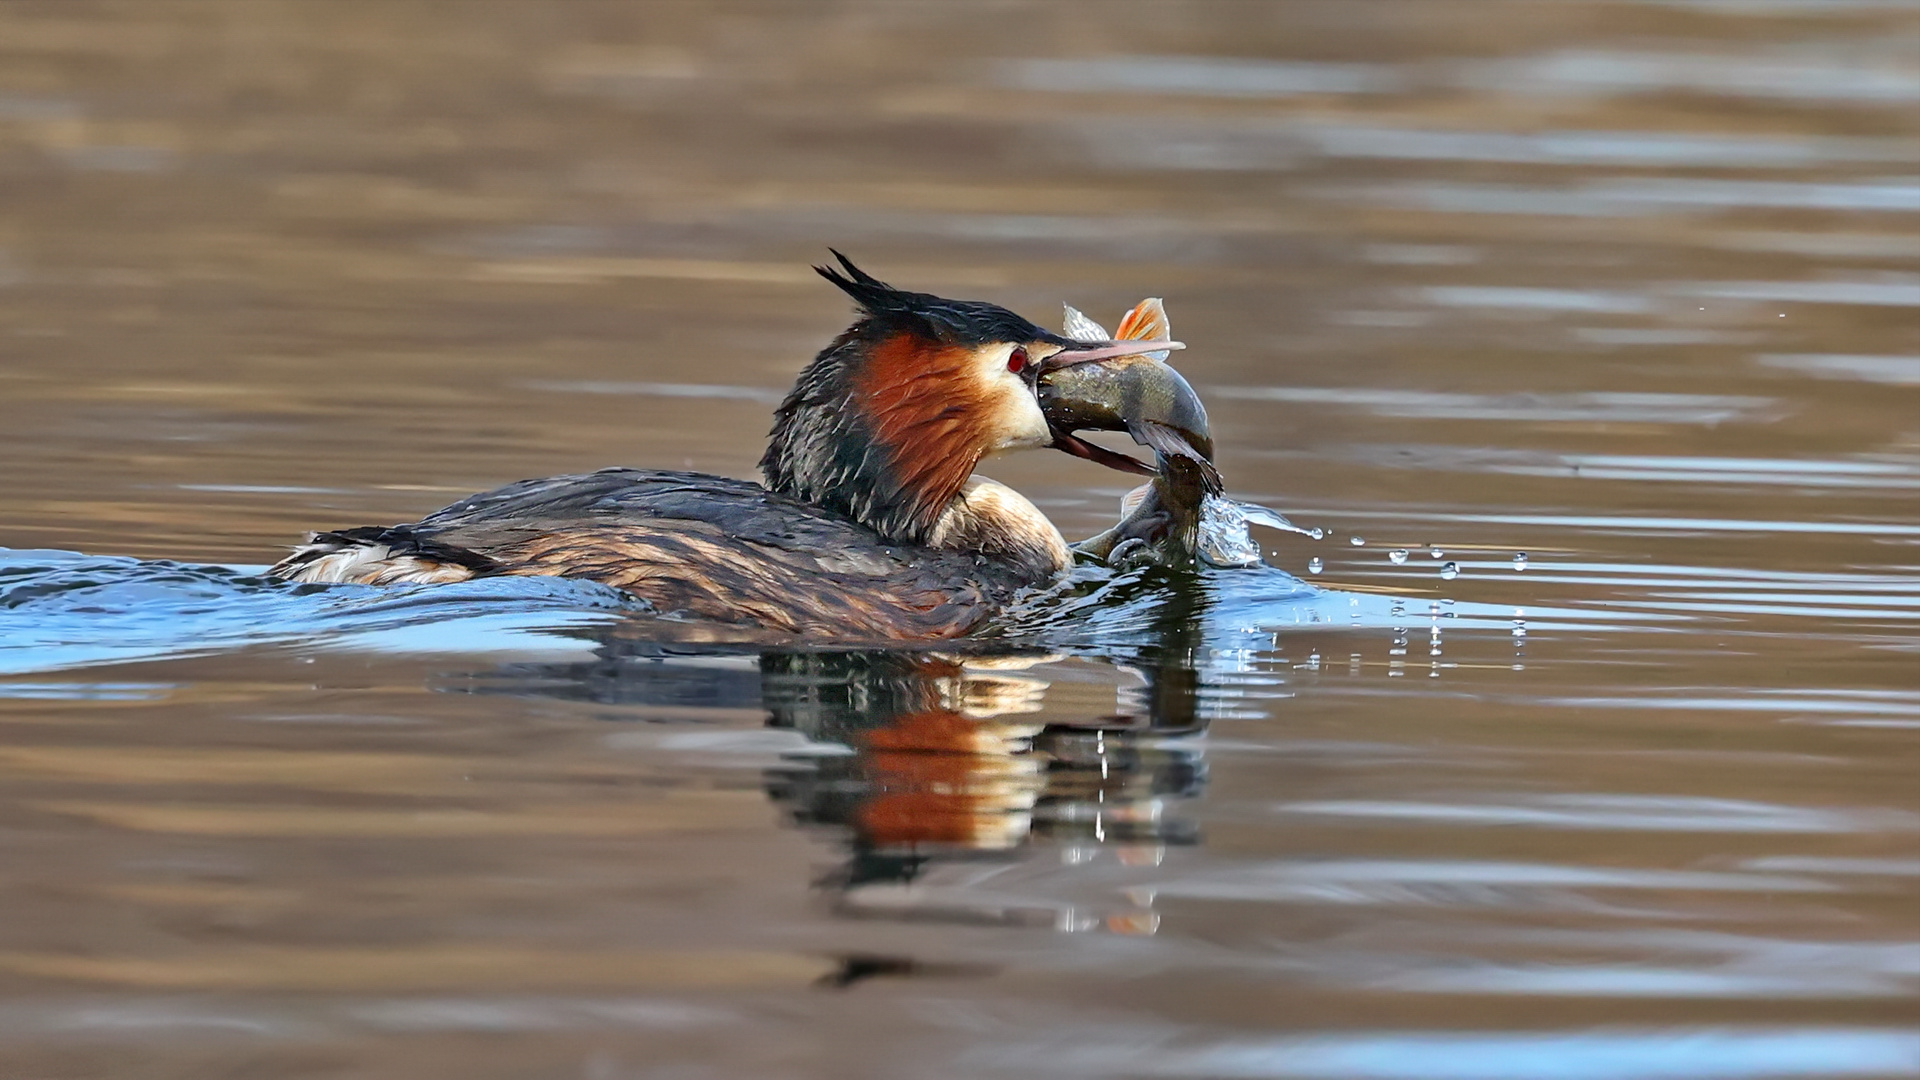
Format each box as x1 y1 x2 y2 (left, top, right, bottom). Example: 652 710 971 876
0 2 1916 1078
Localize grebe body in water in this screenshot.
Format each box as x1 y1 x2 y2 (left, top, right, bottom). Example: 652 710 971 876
269 255 1191 638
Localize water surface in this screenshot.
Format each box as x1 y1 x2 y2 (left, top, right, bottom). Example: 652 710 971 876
0 2 1915 1078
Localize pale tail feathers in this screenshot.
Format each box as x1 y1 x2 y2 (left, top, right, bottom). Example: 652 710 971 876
270 528 490 586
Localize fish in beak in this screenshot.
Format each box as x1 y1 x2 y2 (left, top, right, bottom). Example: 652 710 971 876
1037 299 1222 565
1039 299 1214 480
1040 299 1324 570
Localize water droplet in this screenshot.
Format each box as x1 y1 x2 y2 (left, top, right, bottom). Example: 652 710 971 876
1388 549 1408 565
1349 535 1366 547
1308 527 1325 540
1307 556 1324 574
1440 561 1459 580
1429 548 1445 559
1513 552 1529 571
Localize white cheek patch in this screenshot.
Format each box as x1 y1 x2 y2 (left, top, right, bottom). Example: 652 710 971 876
996 382 1051 451
972 347 1050 453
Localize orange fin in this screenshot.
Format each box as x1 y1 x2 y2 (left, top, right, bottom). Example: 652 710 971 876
1114 298 1168 343
1113 298 1171 361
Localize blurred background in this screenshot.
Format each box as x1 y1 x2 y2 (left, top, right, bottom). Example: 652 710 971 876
2 0 1912 563
0 2 1915 1078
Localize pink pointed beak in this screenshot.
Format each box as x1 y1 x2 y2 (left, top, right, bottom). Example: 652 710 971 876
1043 338 1184 369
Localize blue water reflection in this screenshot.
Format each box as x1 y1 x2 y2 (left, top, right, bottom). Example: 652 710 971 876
1008 1027 1920 1079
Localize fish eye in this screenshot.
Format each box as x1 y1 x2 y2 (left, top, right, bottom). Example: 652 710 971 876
1007 346 1029 374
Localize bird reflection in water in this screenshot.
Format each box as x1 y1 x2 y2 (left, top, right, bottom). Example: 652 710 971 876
451 583 1214 936
761 646 1205 934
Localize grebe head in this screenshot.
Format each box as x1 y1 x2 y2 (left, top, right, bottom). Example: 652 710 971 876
761 251 1182 545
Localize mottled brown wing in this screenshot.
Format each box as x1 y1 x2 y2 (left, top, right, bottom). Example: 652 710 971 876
410 469 1022 638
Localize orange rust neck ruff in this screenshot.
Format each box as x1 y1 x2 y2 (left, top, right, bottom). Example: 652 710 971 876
760 259 1065 553
761 325 985 544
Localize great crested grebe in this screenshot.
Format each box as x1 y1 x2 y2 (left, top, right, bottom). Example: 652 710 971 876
269 254 1189 638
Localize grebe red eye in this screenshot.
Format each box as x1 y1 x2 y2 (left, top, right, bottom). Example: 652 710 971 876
1007 346 1028 374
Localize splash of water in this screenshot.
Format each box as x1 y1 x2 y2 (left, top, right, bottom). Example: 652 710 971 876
1198 495 1322 569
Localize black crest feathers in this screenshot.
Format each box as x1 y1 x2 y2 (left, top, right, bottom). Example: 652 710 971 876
814 249 911 316
812 250 1063 348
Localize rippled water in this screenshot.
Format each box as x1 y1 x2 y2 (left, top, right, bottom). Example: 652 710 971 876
0 2 1916 1078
